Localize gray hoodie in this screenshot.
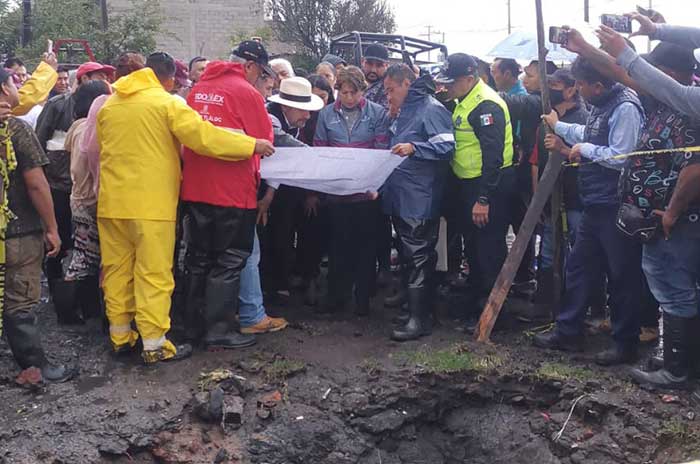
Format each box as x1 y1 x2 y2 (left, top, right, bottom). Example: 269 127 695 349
617 24 700 120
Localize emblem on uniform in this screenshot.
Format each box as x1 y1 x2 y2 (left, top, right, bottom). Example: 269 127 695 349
480 113 494 127
455 115 463 127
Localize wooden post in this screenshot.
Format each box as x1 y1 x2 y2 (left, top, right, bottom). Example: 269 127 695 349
475 0 565 342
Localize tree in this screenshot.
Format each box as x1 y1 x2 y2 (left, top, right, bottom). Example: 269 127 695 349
0 0 163 64
266 0 396 60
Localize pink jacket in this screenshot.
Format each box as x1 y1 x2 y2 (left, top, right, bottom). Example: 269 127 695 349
81 94 110 196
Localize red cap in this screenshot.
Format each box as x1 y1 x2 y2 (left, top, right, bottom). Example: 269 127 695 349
76 62 116 81
174 60 191 87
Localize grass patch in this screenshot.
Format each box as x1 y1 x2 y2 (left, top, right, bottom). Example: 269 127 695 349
403 344 503 374
536 362 595 382
262 359 306 384
659 419 699 445
358 358 382 377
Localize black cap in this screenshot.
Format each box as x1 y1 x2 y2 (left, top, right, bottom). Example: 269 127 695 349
231 40 274 76
547 68 576 87
644 42 696 74
435 53 478 84
364 43 389 63
321 53 347 67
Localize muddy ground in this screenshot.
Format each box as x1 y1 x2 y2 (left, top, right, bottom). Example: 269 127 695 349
1 281 700 464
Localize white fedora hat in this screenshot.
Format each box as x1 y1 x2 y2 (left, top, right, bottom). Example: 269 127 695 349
268 77 325 111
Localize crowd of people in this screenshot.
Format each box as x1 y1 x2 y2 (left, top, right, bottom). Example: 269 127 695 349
0 10 698 392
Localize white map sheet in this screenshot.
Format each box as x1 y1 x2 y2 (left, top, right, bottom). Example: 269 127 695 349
260 147 405 195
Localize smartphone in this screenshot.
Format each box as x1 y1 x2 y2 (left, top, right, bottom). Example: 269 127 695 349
549 26 569 45
47 39 53 54
601 14 632 33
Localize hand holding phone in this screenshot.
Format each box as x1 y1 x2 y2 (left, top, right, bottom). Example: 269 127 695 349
549 26 569 45
47 39 53 54
601 14 632 34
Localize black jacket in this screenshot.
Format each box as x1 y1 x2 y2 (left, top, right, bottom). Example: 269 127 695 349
35 93 76 192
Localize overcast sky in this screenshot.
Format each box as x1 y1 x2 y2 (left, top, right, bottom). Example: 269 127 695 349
387 0 699 60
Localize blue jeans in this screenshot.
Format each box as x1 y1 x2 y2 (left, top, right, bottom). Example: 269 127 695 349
643 222 700 319
556 205 642 347
239 231 266 328
540 209 583 270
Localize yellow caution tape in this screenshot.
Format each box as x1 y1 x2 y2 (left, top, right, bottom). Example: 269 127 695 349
564 145 700 167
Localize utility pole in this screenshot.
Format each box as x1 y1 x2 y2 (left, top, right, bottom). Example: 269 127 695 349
99 0 109 31
420 25 443 62
584 0 589 22
507 0 512 34
21 0 32 47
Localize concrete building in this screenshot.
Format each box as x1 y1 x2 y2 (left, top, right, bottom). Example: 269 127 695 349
109 0 281 60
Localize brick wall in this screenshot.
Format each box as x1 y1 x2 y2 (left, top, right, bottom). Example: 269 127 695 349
109 0 267 61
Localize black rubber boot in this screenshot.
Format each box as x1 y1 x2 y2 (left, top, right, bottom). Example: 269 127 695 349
384 289 407 308
51 279 82 325
4 312 73 383
391 288 431 341
304 278 319 307
182 271 206 343
631 313 690 389
533 268 554 305
533 328 584 352
385 270 408 308
76 276 102 321
202 280 256 350
595 343 637 366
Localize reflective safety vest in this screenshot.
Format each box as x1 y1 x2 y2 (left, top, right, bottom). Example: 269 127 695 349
451 79 514 180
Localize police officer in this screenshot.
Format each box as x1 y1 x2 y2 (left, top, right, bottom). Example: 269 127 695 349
436 54 516 318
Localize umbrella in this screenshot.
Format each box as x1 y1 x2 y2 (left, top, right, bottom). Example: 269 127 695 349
486 30 579 63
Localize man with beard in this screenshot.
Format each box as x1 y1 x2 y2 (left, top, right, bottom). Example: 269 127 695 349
363 44 390 110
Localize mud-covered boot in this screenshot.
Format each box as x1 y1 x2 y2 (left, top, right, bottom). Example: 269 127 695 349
201 281 256 350
4 312 73 383
631 313 690 389
51 279 82 325
142 342 193 365
391 288 431 341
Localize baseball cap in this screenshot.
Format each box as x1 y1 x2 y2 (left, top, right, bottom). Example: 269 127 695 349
76 62 116 81
644 42 696 74
547 68 576 87
364 43 389 63
321 53 347 67
231 40 273 76
435 53 478 84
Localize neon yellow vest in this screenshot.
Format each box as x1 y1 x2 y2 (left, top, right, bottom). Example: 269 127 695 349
451 79 514 180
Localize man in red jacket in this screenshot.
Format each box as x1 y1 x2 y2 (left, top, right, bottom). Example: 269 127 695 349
181 41 278 350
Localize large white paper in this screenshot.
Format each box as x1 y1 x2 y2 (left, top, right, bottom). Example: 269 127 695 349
260 147 405 195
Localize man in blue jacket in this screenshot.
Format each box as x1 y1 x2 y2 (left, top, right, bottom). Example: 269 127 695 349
383 64 455 341
534 57 646 366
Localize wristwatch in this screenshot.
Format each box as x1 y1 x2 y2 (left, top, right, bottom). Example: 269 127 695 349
477 196 490 206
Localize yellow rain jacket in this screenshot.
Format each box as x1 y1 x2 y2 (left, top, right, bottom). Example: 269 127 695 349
96 67 256 222
13 62 57 116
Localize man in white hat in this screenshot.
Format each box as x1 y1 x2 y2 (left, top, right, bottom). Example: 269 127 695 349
262 77 325 301
267 76 324 137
